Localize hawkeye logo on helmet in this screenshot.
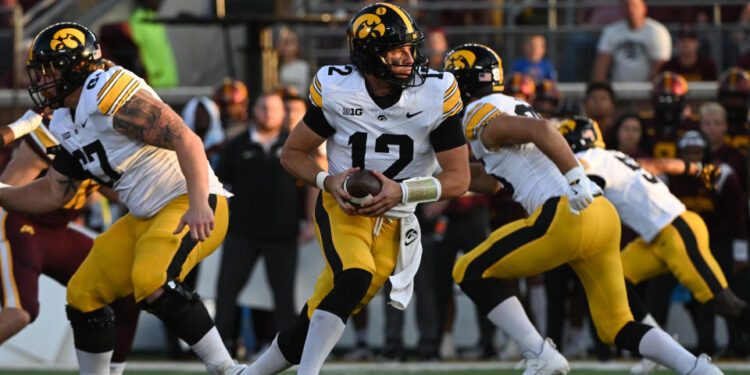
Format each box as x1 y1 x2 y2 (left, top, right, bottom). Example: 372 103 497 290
557 120 576 135
444 50 476 70
353 13 385 39
50 28 86 51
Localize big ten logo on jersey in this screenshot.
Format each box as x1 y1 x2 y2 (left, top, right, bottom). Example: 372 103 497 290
343 107 363 116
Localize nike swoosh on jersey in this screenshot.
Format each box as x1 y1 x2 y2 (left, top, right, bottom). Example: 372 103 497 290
406 111 423 118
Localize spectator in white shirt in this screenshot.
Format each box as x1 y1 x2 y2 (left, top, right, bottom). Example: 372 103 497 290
277 26 310 97
593 0 671 82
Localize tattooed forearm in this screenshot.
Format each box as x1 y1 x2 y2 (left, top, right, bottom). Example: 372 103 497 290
112 90 185 149
56 176 79 198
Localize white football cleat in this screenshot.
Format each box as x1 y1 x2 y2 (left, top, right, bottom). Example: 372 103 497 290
630 357 658 374
687 354 724 375
516 338 570 375
211 359 249 375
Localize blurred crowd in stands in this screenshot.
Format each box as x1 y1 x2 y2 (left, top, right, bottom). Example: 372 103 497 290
0 0 749 364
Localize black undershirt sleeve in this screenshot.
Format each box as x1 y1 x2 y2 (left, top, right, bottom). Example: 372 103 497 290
430 114 467 152
302 103 335 139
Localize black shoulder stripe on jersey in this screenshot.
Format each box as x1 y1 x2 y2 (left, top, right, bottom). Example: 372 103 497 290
430 114 466 152
303 102 335 139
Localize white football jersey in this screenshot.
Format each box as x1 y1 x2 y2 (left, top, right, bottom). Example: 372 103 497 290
463 93 600 214
48 66 228 218
309 65 462 180
576 148 685 242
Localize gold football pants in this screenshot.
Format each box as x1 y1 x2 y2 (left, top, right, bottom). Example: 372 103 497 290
453 196 633 345
306 192 400 319
621 210 727 303
67 194 229 312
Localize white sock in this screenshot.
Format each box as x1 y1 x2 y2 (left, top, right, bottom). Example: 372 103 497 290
297 310 346 375
487 297 544 358
191 327 233 374
76 349 112 375
110 361 126 375
529 284 548 336
638 327 696 375
246 336 292 375
641 313 662 329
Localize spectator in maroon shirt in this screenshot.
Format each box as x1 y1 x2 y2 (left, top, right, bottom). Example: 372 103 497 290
661 29 717 81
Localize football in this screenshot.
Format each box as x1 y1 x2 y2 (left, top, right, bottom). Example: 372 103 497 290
343 169 382 207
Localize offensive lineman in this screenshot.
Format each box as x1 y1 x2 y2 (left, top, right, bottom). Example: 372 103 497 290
445 43 722 375
246 3 469 374
0 107 140 375
0 23 244 374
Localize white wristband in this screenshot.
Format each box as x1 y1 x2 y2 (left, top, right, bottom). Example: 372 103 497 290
400 177 442 204
315 171 330 191
7 110 42 140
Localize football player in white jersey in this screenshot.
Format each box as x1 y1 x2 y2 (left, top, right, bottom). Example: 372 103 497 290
0 23 245 375
560 116 750 374
445 43 722 375
245 4 469 375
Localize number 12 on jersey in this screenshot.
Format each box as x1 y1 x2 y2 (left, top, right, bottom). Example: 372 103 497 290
348 132 414 179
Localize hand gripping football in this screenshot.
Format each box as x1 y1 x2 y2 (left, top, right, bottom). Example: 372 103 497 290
343 170 382 207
